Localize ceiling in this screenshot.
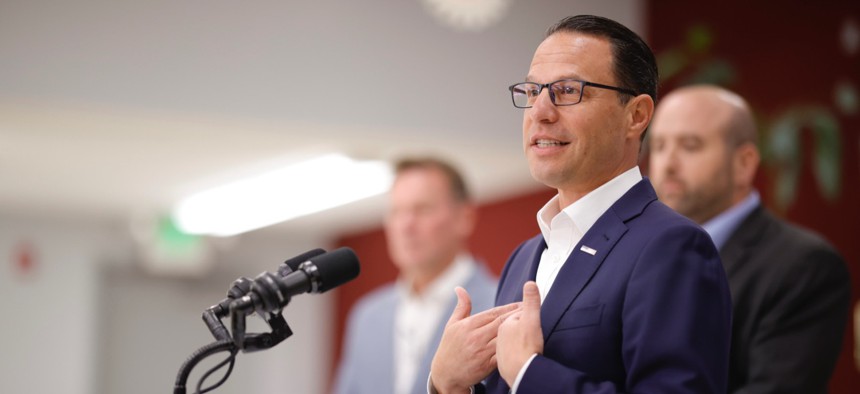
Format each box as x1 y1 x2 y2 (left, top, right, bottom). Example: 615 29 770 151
0 0 643 241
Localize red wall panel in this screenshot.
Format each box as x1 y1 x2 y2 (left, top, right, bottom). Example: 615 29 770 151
647 1 860 391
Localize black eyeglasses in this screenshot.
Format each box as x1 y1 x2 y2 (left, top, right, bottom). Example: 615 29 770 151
508 79 638 108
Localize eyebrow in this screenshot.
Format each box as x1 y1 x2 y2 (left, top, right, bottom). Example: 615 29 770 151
524 74 584 83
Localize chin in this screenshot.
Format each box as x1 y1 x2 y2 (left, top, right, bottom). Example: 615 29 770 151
670 203 694 218
529 169 565 189
528 162 552 181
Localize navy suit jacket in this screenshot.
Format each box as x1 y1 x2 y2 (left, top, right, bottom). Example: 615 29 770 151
483 179 732 394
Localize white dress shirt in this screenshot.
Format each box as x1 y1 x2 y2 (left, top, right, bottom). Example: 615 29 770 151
511 166 643 392
396 254 475 394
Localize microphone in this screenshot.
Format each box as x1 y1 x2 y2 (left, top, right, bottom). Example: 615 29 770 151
230 247 361 315
203 248 329 341
208 248 327 318
277 247 327 277
179 248 361 393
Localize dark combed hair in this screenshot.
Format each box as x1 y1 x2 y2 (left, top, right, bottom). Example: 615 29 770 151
394 157 471 203
546 15 658 105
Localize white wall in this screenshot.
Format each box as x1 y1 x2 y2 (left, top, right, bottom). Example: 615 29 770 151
98 229 337 394
0 213 337 394
0 214 108 393
98 264 336 394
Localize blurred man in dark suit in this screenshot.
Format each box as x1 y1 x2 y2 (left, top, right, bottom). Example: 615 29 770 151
649 84 851 394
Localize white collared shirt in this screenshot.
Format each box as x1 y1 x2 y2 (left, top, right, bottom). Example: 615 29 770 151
534 166 643 302
396 255 475 394
512 166 643 392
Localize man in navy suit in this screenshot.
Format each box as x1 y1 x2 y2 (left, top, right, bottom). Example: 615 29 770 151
334 157 497 394
648 85 850 394
428 15 732 394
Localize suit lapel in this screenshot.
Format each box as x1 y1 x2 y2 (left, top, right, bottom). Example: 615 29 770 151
499 237 545 305
539 179 655 339
719 205 766 277
540 212 628 339
379 292 397 393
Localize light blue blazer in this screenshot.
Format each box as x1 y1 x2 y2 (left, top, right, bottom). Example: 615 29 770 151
333 263 497 394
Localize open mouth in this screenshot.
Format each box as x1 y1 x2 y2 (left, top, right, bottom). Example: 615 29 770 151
534 139 569 148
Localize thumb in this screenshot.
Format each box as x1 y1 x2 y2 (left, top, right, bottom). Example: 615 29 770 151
446 286 472 325
522 281 541 317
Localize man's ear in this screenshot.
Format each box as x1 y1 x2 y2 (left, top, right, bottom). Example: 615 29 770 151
457 203 477 239
733 142 760 187
626 94 654 140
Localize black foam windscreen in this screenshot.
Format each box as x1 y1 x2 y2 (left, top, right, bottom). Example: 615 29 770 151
277 248 326 277
310 247 361 293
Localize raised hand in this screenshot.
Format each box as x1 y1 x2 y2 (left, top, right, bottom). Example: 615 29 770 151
497 281 544 386
430 287 521 394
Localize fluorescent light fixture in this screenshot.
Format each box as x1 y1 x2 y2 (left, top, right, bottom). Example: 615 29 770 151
174 153 392 237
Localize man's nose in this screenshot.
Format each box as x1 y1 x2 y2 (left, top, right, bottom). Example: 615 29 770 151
529 88 558 122
661 147 681 173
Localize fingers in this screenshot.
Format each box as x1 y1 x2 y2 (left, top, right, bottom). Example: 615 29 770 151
445 285 529 335
469 301 521 327
473 303 522 339
432 288 525 392
521 281 541 319
499 307 521 323
446 286 473 325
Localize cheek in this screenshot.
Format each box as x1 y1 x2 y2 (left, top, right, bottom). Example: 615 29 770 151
428 216 461 241
403 215 441 238
383 224 406 249
522 118 531 149
584 116 624 154
384 215 407 232
672 154 701 178
648 151 668 171
687 156 726 183
385 216 422 245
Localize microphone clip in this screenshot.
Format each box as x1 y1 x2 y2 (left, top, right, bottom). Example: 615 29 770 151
202 271 297 352
229 309 293 352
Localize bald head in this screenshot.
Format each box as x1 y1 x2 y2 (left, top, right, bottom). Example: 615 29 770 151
648 85 760 224
656 85 757 148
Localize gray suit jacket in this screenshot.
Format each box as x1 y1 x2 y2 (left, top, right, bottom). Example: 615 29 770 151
332 262 497 394
723 205 851 394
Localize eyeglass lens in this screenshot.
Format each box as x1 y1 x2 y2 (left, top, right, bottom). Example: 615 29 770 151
511 80 585 108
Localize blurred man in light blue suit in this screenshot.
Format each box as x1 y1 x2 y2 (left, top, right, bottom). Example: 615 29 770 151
333 157 497 394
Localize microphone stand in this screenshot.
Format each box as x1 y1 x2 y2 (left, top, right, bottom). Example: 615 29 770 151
173 277 294 394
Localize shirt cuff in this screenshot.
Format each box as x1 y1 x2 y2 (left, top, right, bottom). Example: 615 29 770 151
509 353 538 394
427 374 475 394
